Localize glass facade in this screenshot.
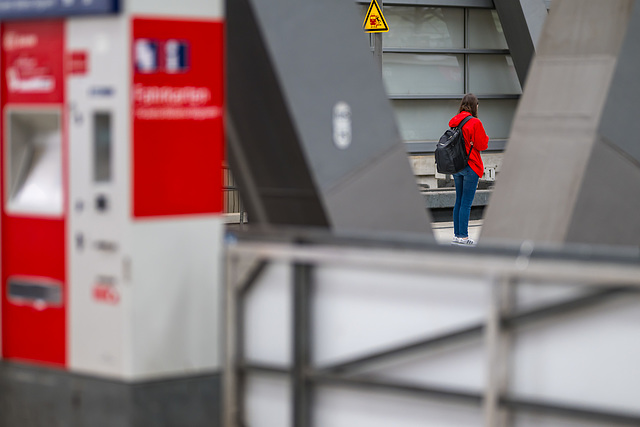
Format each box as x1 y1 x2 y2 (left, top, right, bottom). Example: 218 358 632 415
363 3 522 148
383 7 464 49
393 98 518 142
468 55 520 95
468 9 508 49
383 53 464 95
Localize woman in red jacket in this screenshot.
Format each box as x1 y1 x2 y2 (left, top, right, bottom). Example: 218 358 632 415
449 93 488 246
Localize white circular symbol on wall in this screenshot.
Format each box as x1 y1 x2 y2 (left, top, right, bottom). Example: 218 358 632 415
333 101 352 150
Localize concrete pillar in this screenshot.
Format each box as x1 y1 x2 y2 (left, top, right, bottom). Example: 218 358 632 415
481 0 640 246
226 0 433 236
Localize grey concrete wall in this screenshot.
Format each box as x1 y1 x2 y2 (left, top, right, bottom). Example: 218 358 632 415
227 0 432 236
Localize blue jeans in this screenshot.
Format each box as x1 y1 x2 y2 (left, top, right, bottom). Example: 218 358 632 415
452 165 479 238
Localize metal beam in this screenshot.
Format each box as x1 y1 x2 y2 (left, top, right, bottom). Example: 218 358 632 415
237 260 269 297
316 286 631 375
242 364 640 425
311 374 483 405
319 324 483 374
493 0 547 86
355 0 494 7
292 264 313 427
502 397 640 426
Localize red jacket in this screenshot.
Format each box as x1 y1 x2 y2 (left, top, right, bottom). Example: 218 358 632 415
449 112 488 178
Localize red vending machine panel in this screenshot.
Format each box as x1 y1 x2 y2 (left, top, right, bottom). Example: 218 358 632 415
1 20 67 366
132 18 224 218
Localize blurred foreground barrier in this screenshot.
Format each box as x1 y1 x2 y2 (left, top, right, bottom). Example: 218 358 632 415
224 229 640 427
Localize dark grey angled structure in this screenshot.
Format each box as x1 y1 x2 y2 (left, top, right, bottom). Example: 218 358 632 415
226 0 432 236
482 0 640 246
493 0 548 86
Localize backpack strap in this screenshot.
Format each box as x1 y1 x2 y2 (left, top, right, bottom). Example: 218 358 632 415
457 115 474 130
457 115 475 157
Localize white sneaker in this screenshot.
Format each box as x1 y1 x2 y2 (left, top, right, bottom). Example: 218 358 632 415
457 237 476 246
451 237 462 245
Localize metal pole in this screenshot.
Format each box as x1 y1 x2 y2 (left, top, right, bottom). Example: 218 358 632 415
223 253 242 427
370 1 383 72
293 263 313 427
372 33 382 71
484 275 516 427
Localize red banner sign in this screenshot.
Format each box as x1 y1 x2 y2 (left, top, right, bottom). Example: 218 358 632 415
132 18 224 218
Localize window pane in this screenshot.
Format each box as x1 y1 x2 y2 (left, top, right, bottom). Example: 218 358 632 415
468 9 508 49
468 55 521 94
392 99 518 141
383 53 463 96
476 99 519 139
392 99 460 141
383 6 464 49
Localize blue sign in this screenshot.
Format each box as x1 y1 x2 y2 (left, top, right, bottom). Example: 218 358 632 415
165 40 189 73
0 0 119 19
135 39 158 73
134 39 191 74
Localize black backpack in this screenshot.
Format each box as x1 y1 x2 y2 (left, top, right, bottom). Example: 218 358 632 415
435 115 474 175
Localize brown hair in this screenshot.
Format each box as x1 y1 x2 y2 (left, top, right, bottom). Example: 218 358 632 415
458 93 479 118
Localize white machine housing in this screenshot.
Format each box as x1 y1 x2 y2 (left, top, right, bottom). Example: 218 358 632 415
1 0 225 382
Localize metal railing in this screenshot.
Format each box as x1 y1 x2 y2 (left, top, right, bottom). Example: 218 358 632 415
224 229 640 427
223 164 247 226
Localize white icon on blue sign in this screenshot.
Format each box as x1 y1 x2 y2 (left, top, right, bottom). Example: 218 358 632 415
135 39 158 73
165 40 189 73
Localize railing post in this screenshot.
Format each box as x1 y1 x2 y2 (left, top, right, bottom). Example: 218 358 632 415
293 262 314 427
484 274 516 427
223 253 243 427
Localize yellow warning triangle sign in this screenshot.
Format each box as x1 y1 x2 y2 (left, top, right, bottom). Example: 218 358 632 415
363 0 389 33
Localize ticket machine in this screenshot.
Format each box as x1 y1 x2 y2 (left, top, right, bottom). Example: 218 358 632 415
0 0 224 409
